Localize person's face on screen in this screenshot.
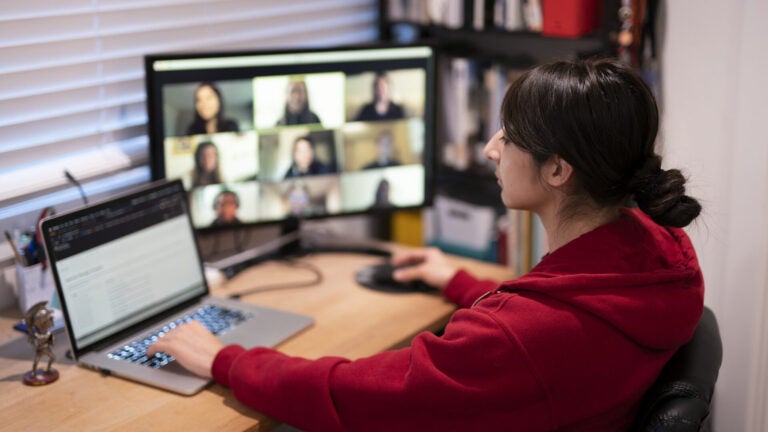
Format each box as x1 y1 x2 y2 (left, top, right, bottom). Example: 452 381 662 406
287 185 309 215
286 81 308 114
376 134 394 160
199 144 218 173
293 139 314 171
195 85 221 121
484 129 547 211
374 76 391 103
215 192 239 221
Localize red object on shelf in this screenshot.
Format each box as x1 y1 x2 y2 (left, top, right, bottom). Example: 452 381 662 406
541 0 601 38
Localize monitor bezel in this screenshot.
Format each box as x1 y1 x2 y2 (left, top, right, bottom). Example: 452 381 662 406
144 42 437 233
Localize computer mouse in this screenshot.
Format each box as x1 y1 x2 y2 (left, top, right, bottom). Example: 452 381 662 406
354 261 436 293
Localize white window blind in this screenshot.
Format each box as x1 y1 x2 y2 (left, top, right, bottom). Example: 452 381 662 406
0 0 377 228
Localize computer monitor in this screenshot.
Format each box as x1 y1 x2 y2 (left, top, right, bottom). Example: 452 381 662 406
145 44 436 234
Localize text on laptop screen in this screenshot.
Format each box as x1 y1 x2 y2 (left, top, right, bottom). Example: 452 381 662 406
44 182 207 349
145 45 436 231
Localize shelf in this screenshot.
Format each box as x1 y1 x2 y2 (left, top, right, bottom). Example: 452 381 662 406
385 23 609 66
380 0 612 211
433 26 608 64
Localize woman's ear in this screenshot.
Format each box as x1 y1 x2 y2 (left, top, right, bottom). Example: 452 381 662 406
542 155 574 188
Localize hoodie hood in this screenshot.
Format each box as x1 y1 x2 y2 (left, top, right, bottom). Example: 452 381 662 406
498 208 704 350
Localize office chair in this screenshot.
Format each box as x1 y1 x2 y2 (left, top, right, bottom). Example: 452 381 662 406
632 306 723 432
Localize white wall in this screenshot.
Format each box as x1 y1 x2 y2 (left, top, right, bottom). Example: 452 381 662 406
660 1 768 430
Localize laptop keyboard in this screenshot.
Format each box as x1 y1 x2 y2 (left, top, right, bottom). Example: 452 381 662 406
107 304 252 369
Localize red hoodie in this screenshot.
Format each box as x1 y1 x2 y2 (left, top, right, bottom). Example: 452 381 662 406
211 208 704 431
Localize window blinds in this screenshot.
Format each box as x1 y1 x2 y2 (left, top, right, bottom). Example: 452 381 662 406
0 0 376 225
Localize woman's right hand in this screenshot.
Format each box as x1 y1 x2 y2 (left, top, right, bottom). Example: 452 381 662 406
390 247 457 291
147 320 223 378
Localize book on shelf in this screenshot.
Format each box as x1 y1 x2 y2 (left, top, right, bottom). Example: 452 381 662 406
473 0 486 30
387 0 429 24
389 0 464 28
441 57 527 175
523 0 543 32
422 195 498 263
530 212 548 268
425 0 464 29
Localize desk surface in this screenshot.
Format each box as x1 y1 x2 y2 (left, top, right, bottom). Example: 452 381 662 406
0 250 513 431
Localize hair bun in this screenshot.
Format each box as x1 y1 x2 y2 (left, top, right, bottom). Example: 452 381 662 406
629 156 701 227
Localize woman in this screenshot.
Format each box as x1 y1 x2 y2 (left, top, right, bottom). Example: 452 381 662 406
362 131 401 170
191 141 222 186
149 58 704 431
186 82 239 135
370 178 392 209
277 79 322 126
284 136 331 179
355 71 405 121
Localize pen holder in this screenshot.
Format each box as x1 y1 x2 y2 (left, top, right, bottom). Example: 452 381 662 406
15 261 58 314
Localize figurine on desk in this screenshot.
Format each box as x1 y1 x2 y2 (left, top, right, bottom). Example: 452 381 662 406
23 301 59 386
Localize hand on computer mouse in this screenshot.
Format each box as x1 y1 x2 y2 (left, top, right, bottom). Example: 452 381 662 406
390 247 457 291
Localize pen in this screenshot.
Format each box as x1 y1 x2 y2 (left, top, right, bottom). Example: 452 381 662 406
4 230 27 266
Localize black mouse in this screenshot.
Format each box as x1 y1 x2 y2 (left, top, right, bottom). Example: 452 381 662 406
355 261 436 293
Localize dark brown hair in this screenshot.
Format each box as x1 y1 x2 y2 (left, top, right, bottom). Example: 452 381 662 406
192 141 221 186
189 82 226 130
501 58 701 227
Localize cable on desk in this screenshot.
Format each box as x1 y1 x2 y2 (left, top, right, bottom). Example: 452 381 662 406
228 258 323 299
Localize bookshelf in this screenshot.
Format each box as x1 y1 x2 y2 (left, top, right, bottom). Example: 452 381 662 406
379 0 617 272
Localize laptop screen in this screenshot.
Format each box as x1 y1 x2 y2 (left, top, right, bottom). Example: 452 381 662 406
43 181 207 350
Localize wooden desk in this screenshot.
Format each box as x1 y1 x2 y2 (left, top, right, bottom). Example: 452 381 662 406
0 251 514 431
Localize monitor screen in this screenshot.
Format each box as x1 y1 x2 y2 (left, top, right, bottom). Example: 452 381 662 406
145 44 436 231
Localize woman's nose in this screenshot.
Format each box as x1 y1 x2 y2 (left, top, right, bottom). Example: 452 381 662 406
484 140 500 162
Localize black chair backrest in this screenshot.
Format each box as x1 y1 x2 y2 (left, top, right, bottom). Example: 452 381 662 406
632 306 723 432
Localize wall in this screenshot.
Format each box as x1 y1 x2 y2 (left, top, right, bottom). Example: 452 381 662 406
660 1 768 430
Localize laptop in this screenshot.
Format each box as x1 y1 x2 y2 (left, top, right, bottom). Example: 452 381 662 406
40 179 314 395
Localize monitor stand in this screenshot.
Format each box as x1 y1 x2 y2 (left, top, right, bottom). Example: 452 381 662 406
291 217 393 258
207 217 392 279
